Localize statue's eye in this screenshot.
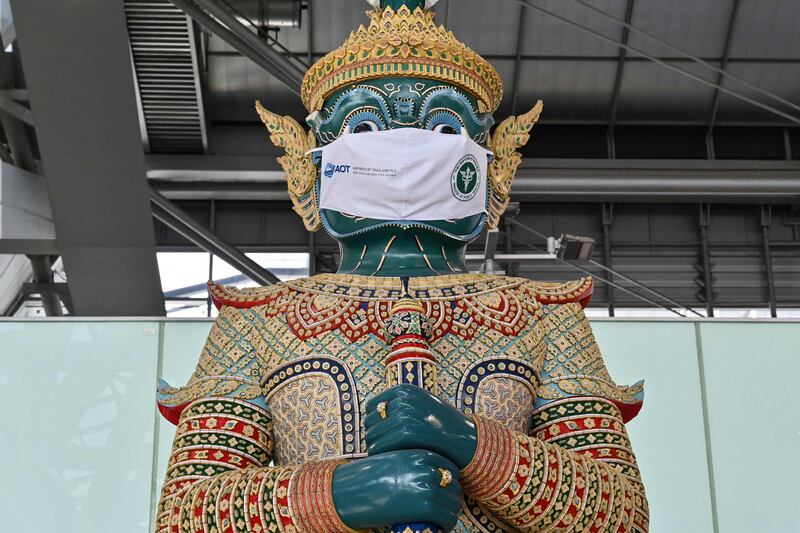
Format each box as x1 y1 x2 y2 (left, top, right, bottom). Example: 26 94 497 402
433 124 458 134
345 109 385 134
352 120 379 134
426 110 463 135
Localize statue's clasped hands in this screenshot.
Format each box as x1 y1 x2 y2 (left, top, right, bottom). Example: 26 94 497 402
332 385 478 531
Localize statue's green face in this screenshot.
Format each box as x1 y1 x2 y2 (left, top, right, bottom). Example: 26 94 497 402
308 78 494 144
307 78 495 242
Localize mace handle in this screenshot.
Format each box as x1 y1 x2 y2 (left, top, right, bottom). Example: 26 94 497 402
386 277 442 533
392 522 442 533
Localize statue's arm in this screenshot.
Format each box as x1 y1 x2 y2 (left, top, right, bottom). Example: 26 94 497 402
154 305 353 533
462 302 649 532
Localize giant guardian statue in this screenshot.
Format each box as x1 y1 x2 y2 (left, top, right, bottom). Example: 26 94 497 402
155 1 649 531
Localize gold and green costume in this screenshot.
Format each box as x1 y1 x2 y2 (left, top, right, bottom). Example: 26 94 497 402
156 275 648 531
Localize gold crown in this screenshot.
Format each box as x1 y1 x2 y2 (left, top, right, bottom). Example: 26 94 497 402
300 5 504 113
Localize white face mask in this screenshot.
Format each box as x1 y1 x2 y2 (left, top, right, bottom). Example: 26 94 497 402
314 128 492 222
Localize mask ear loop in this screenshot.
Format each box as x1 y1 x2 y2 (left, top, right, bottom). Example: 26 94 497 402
461 126 494 163
307 125 352 164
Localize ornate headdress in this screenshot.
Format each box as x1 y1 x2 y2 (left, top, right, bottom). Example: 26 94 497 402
256 0 542 231
300 1 503 113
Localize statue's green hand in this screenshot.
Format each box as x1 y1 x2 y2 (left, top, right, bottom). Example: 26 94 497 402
332 449 462 531
364 384 478 470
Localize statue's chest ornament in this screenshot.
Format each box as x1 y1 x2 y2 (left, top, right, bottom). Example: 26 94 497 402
208 275 595 346
281 279 545 344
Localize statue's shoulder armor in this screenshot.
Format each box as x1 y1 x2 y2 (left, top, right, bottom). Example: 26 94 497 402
526 279 645 423
209 280 294 310
515 276 594 308
156 287 285 425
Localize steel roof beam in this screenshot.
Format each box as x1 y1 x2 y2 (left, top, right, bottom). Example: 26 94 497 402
0 53 36 172
148 164 800 203
0 92 33 126
513 0 800 126
150 187 280 285
607 0 635 158
214 50 800 64
26 255 64 317
567 0 800 117
509 4 526 115
11 0 166 316
170 0 303 94
0 239 59 255
708 0 741 130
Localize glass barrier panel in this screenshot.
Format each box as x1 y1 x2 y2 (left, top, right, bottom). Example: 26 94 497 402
698 322 800 533
153 319 214 525
2 319 798 532
0 321 160 533
592 321 715 532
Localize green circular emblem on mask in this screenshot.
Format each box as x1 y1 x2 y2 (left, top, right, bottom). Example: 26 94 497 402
451 155 480 201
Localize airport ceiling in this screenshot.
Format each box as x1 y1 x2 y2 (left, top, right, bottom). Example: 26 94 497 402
124 0 800 159
4 0 800 317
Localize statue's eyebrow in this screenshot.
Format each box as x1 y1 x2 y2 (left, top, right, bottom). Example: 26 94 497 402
319 88 392 127
418 88 492 128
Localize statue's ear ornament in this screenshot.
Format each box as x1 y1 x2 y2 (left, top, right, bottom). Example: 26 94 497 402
486 100 544 229
255 100 322 231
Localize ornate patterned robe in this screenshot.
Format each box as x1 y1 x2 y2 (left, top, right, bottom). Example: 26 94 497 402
155 273 649 532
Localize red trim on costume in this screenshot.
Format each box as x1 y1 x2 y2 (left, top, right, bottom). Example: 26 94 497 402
217 475 235 533
179 448 260 470
533 277 594 308
579 447 631 462
588 468 612 533
158 401 189 426
208 281 278 310
557 456 588 529
534 415 626 440
511 445 560 528
275 476 296 530
390 333 427 344
192 488 207 532
246 472 266 532
385 351 436 364
614 399 643 424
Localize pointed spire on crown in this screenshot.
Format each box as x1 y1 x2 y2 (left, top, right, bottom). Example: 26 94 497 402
303 0 502 112
365 0 438 10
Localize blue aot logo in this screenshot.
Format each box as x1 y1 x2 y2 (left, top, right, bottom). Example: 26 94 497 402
324 163 351 178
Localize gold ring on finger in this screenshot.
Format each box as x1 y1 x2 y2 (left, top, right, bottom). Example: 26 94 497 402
438 468 453 488
377 401 389 420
